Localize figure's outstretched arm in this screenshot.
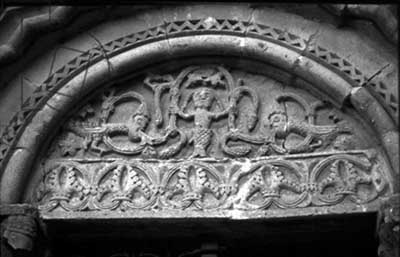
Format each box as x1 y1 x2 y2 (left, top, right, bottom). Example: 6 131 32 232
103 123 129 134
181 93 193 112
211 97 233 119
212 103 232 119
177 109 194 119
173 93 194 120
170 102 193 120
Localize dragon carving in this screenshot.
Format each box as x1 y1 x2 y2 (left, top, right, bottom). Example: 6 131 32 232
58 65 352 159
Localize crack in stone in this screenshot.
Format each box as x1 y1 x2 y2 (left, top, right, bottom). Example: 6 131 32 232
362 63 391 87
59 45 87 54
286 29 320 90
19 75 23 110
47 47 59 79
44 102 63 113
245 6 256 38
52 91 75 99
161 8 173 58
22 76 41 89
78 51 94 92
87 32 114 76
240 6 257 59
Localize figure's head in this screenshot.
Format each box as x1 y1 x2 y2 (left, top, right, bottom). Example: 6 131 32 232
193 88 214 109
131 113 149 130
333 134 354 151
131 104 150 130
267 111 288 130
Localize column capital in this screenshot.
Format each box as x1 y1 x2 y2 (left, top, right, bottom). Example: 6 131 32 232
0 204 41 256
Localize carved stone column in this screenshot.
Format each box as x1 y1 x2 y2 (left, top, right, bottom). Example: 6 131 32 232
0 205 43 257
378 194 400 257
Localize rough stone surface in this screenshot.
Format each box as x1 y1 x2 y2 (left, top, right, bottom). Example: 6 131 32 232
31 65 390 216
0 4 397 257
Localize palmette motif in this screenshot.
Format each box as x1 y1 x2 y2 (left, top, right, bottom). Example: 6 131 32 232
37 150 387 212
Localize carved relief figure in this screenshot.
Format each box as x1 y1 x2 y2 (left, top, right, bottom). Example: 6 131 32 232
62 91 186 158
222 92 351 157
55 65 358 161
172 87 231 157
35 65 389 213
225 163 304 210
143 66 263 158
258 109 351 155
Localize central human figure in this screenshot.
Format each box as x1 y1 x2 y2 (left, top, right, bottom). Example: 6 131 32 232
174 87 231 157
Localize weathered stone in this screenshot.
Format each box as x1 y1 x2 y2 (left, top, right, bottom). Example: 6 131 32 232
0 4 397 256
31 65 390 216
1 149 33 203
350 87 396 134
0 204 40 257
377 193 400 257
3 32 395 206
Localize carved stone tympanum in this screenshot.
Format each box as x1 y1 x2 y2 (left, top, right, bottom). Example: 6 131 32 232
34 65 389 214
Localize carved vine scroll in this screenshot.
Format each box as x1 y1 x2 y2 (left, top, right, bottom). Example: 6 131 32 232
32 65 390 213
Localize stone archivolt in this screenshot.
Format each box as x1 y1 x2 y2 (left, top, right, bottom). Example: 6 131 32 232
0 17 397 172
35 65 388 212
